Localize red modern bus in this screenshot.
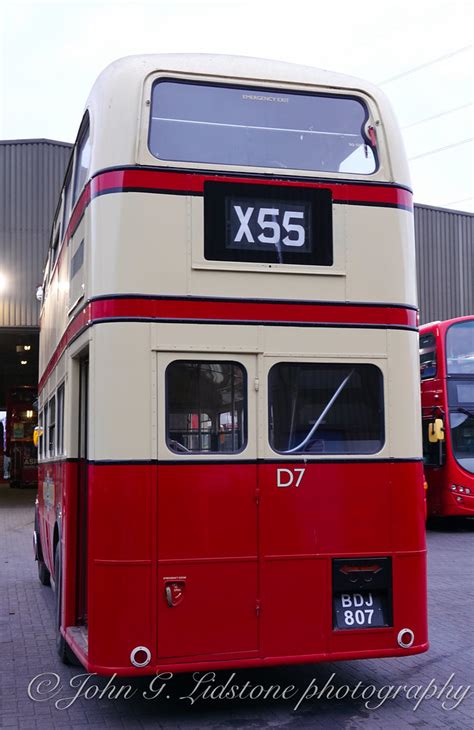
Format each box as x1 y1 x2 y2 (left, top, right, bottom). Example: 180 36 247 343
6 386 38 487
420 316 474 517
34 54 427 674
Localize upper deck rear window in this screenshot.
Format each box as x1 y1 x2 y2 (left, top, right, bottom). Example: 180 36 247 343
148 80 377 174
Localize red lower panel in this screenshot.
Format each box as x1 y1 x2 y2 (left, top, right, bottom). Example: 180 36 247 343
156 464 258 659
157 562 258 658
38 460 427 673
89 563 154 668
261 558 328 656
87 465 156 668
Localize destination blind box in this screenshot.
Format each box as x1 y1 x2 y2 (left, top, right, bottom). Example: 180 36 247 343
204 181 333 266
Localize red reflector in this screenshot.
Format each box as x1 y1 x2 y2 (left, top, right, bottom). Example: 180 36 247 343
133 649 148 664
339 564 382 575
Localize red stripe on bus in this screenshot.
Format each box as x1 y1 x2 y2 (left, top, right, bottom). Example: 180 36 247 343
91 297 417 327
39 297 417 391
91 168 413 208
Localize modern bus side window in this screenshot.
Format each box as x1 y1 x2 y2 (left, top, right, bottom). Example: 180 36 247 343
268 363 384 455
166 361 247 454
72 116 91 206
420 333 437 379
57 384 65 455
422 418 444 467
48 396 56 457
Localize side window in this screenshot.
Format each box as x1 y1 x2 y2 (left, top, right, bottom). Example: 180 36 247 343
43 403 48 458
38 410 44 458
62 164 73 241
42 252 51 298
72 117 91 206
166 361 247 454
48 396 56 457
70 240 84 279
50 229 60 272
57 384 65 455
420 333 437 379
269 362 384 455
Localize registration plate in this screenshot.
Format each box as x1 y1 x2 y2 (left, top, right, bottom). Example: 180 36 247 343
334 591 386 629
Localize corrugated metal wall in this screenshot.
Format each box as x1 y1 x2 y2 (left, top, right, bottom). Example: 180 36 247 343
0 139 72 328
415 204 474 325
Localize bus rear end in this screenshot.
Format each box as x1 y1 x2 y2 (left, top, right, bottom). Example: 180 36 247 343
37 55 428 674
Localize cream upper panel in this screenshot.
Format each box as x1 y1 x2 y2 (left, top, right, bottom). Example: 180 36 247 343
345 205 417 306
89 192 416 306
90 321 420 461
84 54 411 187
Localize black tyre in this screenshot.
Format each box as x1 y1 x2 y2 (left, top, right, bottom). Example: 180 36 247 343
38 558 51 586
34 514 51 587
54 543 80 665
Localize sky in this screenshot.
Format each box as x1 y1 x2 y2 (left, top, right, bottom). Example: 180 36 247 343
0 0 472 212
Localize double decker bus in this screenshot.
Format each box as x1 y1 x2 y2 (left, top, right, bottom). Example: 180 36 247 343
6 386 38 487
420 316 474 517
34 54 427 674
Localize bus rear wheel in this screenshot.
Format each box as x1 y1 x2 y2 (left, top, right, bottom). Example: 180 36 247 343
37 558 50 586
34 516 50 586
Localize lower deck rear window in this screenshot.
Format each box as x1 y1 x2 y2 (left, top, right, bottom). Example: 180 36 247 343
269 363 384 454
166 361 246 454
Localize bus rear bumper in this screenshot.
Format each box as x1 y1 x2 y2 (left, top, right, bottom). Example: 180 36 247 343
65 628 429 677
